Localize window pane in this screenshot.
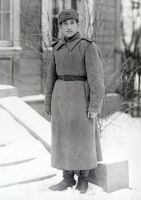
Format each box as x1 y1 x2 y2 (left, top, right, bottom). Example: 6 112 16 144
0 0 10 41
71 0 77 10
0 13 10 40
1 0 10 11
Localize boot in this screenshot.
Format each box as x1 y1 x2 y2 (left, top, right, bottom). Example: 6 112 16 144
49 170 76 191
76 170 89 194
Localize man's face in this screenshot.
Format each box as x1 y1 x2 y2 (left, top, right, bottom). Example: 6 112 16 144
61 19 79 38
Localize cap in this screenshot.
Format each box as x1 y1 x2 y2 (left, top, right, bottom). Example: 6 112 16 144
58 9 79 25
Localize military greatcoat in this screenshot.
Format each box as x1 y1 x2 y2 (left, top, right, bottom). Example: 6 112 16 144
45 32 105 170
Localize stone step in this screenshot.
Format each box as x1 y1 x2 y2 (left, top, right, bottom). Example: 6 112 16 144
0 141 46 165
0 93 56 188
0 155 56 188
0 85 17 98
0 96 51 152
0 106 49 164
22 94 45 117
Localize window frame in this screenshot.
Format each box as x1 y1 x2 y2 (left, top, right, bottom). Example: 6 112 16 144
0 0 13 47
0 0 21 58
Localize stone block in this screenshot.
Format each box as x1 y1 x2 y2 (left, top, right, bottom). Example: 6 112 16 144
0 85 17 98
88 160 129 192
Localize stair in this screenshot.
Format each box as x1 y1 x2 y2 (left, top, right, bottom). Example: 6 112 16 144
0 85 56 188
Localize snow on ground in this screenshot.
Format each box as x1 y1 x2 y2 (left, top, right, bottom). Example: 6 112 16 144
0 172 134 200
0 107 141 200
100 112 141 190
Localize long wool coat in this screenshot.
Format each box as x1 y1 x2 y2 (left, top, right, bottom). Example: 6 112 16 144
45 33 105 170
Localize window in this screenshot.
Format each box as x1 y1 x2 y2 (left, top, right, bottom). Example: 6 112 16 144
0 0 11 46
0 0 21 58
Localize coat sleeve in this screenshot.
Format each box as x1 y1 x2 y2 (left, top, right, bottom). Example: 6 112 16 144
85 42 105 113
44 51 57 113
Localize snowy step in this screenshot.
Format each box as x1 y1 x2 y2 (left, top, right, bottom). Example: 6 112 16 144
0 144 7 147
0 141 47 165
0 106 49 164
0 96 51 152
0 155 56 188
89 160 129 192
0 97 56 188
0 85 17 98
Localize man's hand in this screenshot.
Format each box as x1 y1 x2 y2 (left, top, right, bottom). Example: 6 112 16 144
88 112 97 119
46 112 51 122
47 112 51 117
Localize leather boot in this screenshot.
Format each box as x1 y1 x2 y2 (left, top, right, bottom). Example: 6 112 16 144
49 170 76 191
76 170 89 194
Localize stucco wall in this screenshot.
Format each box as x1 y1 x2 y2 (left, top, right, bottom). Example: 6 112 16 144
15 0 42 96
95 0 121 94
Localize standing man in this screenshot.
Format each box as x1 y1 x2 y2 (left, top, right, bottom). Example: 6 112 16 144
45 9 105 194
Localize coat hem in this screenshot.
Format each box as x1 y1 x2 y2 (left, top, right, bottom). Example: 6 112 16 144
51 163 98 171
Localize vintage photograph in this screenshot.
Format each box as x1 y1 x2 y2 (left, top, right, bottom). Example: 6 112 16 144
0 0 141 199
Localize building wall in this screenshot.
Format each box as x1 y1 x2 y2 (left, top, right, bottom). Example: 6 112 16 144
0 0 121 97
94 0 121 94
15 0 42 96
0 59 13 84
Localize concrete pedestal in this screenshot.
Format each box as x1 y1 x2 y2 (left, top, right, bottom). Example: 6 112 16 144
88 160 129 192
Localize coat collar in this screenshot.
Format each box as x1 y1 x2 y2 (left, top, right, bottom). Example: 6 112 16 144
55 32 82 51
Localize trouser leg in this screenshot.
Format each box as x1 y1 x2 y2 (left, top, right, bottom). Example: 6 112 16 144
63 170 75 180
76 170 89 194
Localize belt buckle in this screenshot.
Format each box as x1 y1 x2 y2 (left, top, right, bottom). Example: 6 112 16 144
70 76 74 81
62 75 66 81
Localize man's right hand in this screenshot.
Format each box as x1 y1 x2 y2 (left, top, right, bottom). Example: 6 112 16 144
46 112 51 122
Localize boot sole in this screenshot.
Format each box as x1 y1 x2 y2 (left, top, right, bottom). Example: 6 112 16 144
80 190 88 194
49 182 76 191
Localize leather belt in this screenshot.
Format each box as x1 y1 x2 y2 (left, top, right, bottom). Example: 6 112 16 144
57 75 87 81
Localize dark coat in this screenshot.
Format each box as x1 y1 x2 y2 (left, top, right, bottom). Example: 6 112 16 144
45 33 105 170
